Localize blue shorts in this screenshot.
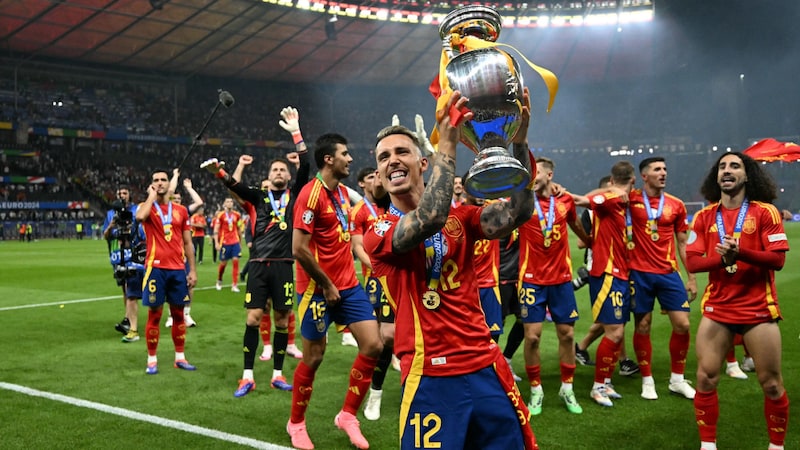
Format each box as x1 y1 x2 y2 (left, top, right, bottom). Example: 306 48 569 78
630 270 690 314
220 243 241 261
142 267 190 307
519 281 579 324
400 365 526 450
125 270 145 299
365 276 385 311
297 285 376 341
479 286 504 336
588 274 631 324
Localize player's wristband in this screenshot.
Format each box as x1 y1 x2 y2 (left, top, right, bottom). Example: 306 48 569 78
291 130 304 145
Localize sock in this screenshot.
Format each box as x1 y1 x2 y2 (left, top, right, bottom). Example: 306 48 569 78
372 344 394 390
502 320 524 359
342 353 378 415
273 327 289 371
594 336 621 384
232 259 239 284
169 304 186 354
145 308 163 357
217 263 225 281
184 304 191 316
765 391 789 446
243 369 254 380
633 332 653 377
560 362 576 385
669 331 690 376
260 312 272 346
525 364 541 387
243 325 259 370
288 310 297 345
290 361 316 423
694 390 719 443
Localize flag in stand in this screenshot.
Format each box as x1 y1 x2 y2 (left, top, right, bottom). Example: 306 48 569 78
742 138 800 163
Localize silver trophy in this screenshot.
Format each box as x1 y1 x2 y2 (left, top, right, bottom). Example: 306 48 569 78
439 6 529 199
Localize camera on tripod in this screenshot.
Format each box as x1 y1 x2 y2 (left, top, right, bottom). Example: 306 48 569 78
111 201 134 239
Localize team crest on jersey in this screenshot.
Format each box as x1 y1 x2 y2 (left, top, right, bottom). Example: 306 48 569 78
663 204 673 219
443 216 464 242
743 216 756 234
373 220 392 237
557 202 567 216
301 210 314 224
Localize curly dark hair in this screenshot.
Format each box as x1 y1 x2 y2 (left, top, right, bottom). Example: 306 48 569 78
699 151 777 203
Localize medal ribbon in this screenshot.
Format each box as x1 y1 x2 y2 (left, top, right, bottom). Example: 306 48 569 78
534 195 555 243
156 201 173 238
364 200 379 219
625 206 634 246
389 204 444 290
716 198 749 243
641 190 665 233
268 189 290 226
316 173 350 235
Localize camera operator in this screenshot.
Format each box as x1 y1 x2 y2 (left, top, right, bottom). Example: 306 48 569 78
103 186 145 343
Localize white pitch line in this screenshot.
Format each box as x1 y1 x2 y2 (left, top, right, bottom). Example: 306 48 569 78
0 382 293 450
0 285 223 312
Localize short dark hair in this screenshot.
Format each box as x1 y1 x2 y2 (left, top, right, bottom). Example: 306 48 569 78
639 156 665 173
269 157 291 172
374 125 423 154
598 175 612 188
151 169 169 179
357 167 376 183
536 157 555 172
610 161 635 185
313 133 348 169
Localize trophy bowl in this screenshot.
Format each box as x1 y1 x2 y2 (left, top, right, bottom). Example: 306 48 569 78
444 46 529 199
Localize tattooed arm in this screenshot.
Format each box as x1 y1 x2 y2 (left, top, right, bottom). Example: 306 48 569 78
392 91 473 253
480 87 535 239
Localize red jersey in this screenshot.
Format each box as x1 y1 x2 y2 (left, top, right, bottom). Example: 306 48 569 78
687 201 788 323
190 213 206 238
588 191 630 280
141 201 190 270
628 189 688 274
216 210 242 245
350 199 385 279
519 193 577 286
364 205 501 381
473 237 500 289
294 178 359 294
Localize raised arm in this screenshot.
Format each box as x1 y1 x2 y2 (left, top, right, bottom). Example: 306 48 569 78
182 178 204 214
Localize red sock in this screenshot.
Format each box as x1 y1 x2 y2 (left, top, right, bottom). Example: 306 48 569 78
560 362 576 384
342 353 378 415
594 336 620 384
694 390 719 443
169 304 186 354
765 391 790 446
725 347 737 364
146 308 163 357
290 361 316 423
288 310 297 345
525 364 542 387
633 332 652 377
217 263 225 281
232 259 239 284
669 331 690 375
260 312 272 346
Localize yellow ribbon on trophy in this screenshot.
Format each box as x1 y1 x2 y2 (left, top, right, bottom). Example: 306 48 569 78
429 33 560 148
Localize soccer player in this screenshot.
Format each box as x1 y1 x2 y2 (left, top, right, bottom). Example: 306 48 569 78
451 175 464 208
518 157 592 416
628 157 697 400
581 161 636 407
166 174 204 328
364 90 538 449
135 169 197 375
190 206 206 264
286 133 383 450
214 197 243 292
686 152 789 450
349 166 394 421
202 106 312 397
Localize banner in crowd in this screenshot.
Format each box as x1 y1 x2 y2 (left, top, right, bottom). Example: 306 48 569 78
0 149 40 157
0 201 90 210
0 176 56 184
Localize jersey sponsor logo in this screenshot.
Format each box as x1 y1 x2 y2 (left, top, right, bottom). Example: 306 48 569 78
301 209 314 224
768 233 787 242
704 306 714 312
373 220 392 237
489 323 501 332
592 194 605 205
569 310 578 318
687 230 697 245
681 301 690 308
431 357 447 366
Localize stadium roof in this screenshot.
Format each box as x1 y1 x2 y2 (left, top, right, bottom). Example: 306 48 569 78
3 0 669 86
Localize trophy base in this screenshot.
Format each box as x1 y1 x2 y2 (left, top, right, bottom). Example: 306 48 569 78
465 147 530 199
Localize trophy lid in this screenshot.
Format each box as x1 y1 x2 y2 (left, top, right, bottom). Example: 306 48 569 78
438 5 502 42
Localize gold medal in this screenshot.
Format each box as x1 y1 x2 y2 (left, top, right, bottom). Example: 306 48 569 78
342 231 351 242
165 233 172 242
543 238 551 248
726 263 738 274
627 241 635 250
164 224 172 242
422 290 441 310
651 232 659 241
279 222 288 230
